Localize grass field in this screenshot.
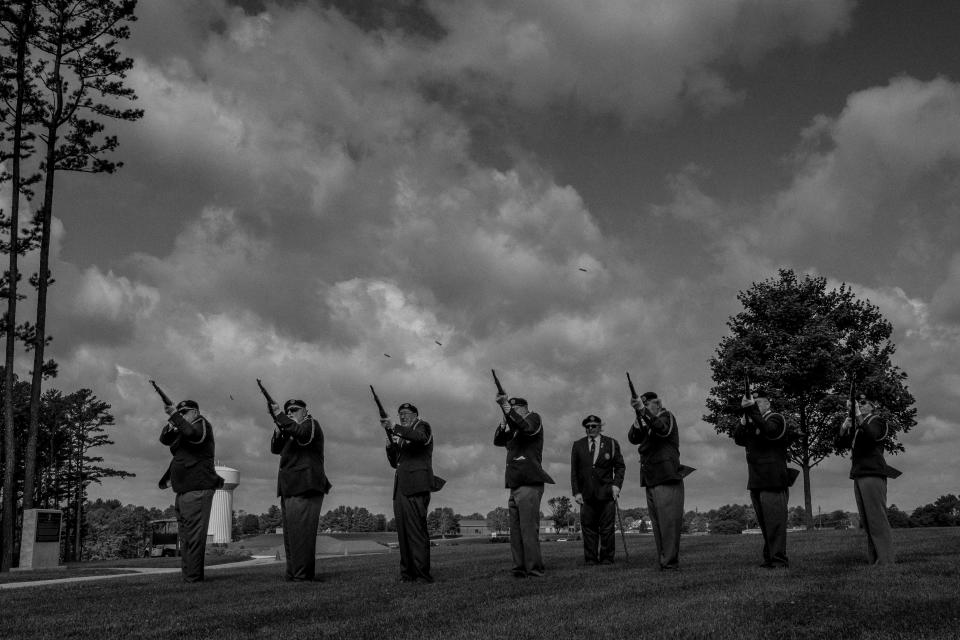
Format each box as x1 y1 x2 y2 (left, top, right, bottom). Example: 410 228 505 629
0 528 958 639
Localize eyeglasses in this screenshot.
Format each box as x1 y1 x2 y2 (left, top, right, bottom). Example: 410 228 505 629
584 423 600 428
285 407 303 415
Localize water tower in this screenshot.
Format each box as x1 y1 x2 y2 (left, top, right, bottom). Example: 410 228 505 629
208 464 240 543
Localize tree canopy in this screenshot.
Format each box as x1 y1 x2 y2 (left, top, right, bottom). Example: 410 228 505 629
705 269 916 526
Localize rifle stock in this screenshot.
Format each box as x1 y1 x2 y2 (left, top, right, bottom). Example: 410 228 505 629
626 372 638 401
370 385 388 420
150 380 174 407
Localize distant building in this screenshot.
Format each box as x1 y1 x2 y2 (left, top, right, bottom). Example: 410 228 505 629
460 519 494 536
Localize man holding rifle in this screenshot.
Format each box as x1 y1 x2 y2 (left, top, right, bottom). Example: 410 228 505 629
494 391 555 578
570 414 625 565
736 388 793 569
628 391 692 571
838 391 900 565
267 394 332 582
156 390 223 583
381 402 443 583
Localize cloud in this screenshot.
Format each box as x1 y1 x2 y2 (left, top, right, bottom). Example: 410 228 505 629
427 0 853 124
770 76 960 245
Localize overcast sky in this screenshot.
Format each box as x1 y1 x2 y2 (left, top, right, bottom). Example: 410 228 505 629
16 0 960 519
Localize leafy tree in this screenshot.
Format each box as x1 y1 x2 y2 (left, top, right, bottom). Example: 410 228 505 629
787 505 807 528
910 494 959 528
259 505 282 532
241 513 260 535
83 499 161 560
22 0 142 512
710 519 743 535
683 510 709 534
705 269 916 528
547 496 573 533
485 506 509 533
887 504 910 529
427 507 459 537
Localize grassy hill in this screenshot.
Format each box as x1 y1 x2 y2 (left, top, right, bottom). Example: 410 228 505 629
1 528 958 639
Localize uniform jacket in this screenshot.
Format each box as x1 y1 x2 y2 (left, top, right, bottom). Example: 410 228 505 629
158 413 224 493
271 413 332 498
837 412 901 480
734 404 792 491
386 418 444 496
494 409 556 488
627 407 692 487
570 434 625 502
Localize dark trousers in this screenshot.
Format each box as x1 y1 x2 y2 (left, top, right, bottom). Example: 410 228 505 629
750 488 789 567
508 484 545 576
281 494 325 581
394 491 432 581
581 499 616 563
646 481 683 569
175 488 215 582
854 476 894 565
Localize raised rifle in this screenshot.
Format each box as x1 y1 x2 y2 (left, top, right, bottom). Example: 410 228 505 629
492 369 508 415
626 372 638 401
370 385 388 421
256 378 276 411
744 373 751 400
150 380 174 407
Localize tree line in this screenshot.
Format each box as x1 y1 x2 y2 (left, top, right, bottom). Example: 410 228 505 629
0 380 131 562
1 0 141 571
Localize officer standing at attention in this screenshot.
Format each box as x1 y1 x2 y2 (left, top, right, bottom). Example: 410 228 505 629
571 414 625 565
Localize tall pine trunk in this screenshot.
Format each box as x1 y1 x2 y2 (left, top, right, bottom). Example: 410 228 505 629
23 40 63 511
1 0 35 573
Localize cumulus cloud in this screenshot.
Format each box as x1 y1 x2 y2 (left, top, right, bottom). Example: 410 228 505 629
423 0 852 124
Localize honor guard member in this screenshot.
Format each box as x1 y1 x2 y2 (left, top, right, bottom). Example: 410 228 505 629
837 393 901 565
571 415 625 565
494 395 555 577
382 403 444 583
270 398 332 581
736 389 796 568
628 392 693 571
158 399 224 582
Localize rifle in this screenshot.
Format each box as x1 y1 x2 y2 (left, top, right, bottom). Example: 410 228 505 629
256 378 276 410
149 380 174 407
744 373 751 400
370 385 388 421
626 372 638 401
492 369 509 415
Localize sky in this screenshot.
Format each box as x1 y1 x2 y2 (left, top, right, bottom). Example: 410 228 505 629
10 0 960 519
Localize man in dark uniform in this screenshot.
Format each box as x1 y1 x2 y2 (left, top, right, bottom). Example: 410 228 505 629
158 399 224 582
494 395 555 577
270 398 332 581
571 414 625 565
737 389 792 568
628 391 693 571
838 393 900 565
382 402 443 583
